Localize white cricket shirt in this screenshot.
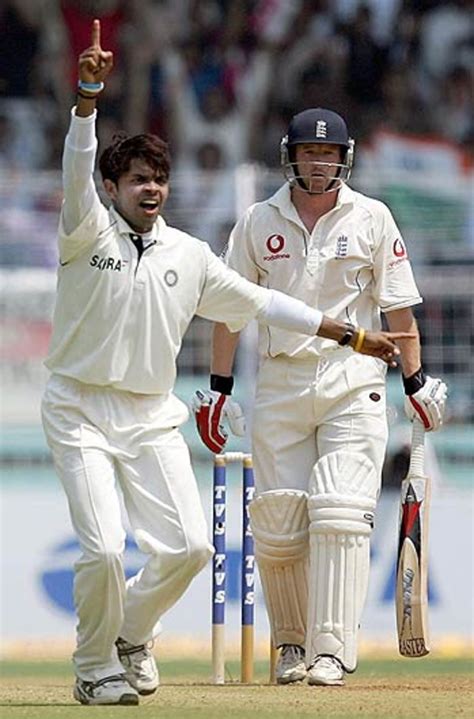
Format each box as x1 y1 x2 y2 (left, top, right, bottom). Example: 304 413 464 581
45 111 269 394
225 182 422 359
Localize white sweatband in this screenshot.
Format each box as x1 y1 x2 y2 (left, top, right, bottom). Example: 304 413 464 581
257 289 323 336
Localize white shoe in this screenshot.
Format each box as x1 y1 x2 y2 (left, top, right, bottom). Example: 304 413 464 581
307 655 345 686
73 674 139 705
275 644 307 684
116 637 159 695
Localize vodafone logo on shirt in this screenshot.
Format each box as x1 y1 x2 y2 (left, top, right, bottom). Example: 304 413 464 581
266 234 285 253
393 238 406 257
388 238 408 269
263 234 290 261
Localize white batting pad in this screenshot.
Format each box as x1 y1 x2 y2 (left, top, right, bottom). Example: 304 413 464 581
249 490 309 647
306 451 378 671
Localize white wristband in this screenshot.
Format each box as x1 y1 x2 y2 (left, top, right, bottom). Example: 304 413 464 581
257 289 323 336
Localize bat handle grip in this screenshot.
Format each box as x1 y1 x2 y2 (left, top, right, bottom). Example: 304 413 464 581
409 419 425 476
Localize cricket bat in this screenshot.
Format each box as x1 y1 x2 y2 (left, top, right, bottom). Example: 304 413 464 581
396 419 431 657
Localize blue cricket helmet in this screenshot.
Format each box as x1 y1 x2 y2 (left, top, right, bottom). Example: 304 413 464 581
281 108 355 193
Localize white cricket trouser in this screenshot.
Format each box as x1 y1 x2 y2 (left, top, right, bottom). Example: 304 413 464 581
251 352 387 658
252 351 388 494
41 374 213 682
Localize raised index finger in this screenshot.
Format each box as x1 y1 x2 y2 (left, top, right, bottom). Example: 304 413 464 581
91 18 101 48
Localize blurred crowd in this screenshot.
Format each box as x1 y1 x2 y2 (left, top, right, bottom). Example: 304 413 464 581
1 0 473 174
0 1 472 420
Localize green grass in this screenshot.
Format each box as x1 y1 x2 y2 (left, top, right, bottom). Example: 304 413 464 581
0 657 472 719
1 656 472 680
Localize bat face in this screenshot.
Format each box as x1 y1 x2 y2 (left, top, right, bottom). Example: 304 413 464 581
396 423 430 658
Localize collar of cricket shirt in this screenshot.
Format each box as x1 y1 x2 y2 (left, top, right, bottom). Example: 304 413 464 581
109 205 166 245
269 181 355 221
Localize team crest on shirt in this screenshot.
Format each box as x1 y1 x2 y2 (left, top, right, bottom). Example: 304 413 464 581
263 234 290 262
335 235 348 259
164 269 178 287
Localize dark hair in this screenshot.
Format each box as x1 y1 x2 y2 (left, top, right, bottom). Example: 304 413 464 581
99 132 171 184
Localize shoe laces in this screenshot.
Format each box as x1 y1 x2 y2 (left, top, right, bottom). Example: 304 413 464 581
117 638 155 675
279 644 305 667
117 638 153 658
78 673 127 696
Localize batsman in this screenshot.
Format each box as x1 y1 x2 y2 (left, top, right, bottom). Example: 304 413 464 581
193 108 448 686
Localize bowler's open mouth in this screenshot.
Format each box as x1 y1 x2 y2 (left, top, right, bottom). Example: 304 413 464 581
140 200 159 213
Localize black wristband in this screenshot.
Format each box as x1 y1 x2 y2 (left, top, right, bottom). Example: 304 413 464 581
403 367 426 395
210 373 234 395
338 323 356 346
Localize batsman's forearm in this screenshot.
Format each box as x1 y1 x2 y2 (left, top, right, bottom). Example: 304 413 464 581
385 308 421 376
211 323 241 376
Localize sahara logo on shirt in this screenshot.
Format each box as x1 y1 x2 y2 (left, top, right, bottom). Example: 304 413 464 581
90 254 128 271
263 234 290 262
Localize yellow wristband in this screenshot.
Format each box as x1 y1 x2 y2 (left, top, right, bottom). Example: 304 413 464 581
353 327 365 353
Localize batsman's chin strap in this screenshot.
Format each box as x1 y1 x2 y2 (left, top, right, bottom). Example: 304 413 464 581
210 373 234 395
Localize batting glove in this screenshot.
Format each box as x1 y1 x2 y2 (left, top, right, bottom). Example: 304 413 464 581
191 380 245 454
403 368 447 431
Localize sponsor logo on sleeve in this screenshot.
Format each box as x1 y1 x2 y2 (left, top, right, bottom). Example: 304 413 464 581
393 238 407 257
388 238 408 269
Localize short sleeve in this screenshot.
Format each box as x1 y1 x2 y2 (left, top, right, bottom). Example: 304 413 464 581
372 204 423 312
224 208 260 283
